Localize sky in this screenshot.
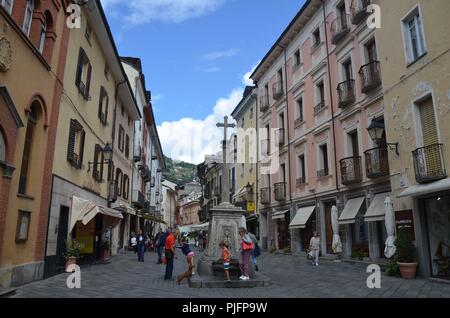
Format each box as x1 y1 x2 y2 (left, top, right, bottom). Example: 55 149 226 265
101 0 305 164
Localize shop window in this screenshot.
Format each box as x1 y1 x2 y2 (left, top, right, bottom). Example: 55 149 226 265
18 103 39 195
67 119 85 169
16 210 31 243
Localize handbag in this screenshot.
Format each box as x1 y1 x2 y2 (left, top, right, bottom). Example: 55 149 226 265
243 240 254 251
306 250 313 260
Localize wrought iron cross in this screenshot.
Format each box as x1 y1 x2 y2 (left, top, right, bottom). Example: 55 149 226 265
216 116 235 203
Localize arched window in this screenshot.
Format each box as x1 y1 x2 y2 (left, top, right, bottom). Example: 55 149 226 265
22 0 34 36
38 18 47 54
0 129 6 162
18 104 38 195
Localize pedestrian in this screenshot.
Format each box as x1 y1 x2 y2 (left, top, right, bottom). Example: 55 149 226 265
164 228 177 280
218 240 231 283
176 237 195 284
238 227 254 280
248 231 260 271
130 232 137 253
309 231 321 266
156 228 166 264
137 230 145 262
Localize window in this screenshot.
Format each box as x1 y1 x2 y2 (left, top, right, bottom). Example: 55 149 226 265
23 0 34 36
280 163 286 183
118 125 124 152
249 107 254 119
297 154 306 183
343 59 353 81
296 97 304 122
264 83 269 98
93 144 104 182
294 49 301 67
85 23 92 44
418 97 438 147
38 19 47 54
18 104 38 195
318 144 329 177
313 28 321 47
338 2 347 27
277 68 283 87
348 131 359 157
75 48 92 100
116 168 123 196
67 119 85 169
402 7 426 64
123 175 129 199
98 87 109 125
365 40 378 62
1 0 13 14
16 211 31 243
125 134 130 159
241 117 245 128
316 81 325 108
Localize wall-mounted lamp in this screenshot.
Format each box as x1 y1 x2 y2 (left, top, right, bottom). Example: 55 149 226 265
367 118 399 156
87 143 113 172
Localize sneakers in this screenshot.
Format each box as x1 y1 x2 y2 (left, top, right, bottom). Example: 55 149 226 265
242 276 250 281
239 275 245 280
191 272 195 276
315 263 319 266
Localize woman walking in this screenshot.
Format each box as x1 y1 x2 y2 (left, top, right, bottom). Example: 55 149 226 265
238 227 254 281
309 231 321 266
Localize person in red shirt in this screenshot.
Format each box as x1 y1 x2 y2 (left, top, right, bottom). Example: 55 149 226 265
164 228 176 280
218 240 231 283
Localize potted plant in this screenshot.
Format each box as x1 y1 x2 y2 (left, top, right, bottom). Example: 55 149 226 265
64 239 82 273
101 240 112 261
395 229 417 279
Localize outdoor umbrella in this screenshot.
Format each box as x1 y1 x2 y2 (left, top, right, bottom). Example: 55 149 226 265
384 196 396 258
331 205 343 253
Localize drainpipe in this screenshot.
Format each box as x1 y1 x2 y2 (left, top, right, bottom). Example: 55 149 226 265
322 0 340 195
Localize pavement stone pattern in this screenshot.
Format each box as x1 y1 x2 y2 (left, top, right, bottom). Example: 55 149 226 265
10 248 450 298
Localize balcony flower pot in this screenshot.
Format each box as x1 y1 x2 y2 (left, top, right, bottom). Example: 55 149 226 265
64 239 82 272
395 229 418 279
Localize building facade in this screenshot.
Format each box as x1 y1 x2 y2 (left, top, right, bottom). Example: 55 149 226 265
44 1 140 278
0 0 70 287
377 0 450 278
161 180 177 230
252 0 391 259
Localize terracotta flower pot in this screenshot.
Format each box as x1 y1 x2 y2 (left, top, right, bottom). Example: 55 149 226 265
101 249 111 261
66 257 77 273
397 262 418 279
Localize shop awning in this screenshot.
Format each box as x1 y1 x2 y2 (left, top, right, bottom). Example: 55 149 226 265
364 193 389 222
338 197 365 225
70 196 123 232
140 214 166 224
272 210 289 220
289 206 316 229
398 177 450 198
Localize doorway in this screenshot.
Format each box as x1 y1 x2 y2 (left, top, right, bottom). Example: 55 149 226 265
44 206 69 278
324 202 336 254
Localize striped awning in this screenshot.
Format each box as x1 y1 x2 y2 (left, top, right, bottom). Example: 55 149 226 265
338 197 365 225
289 206 316 229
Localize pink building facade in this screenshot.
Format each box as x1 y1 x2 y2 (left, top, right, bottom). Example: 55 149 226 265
252 0 391 260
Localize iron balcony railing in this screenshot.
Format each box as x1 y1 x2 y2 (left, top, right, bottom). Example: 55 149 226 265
260 95 270 112
365 146 389 178
314 100 326 114
260 187 271 204
412 143 447 183
359 61 381 93
274 182 287 201
337 79 356 108
340 156 363 185
272 81 284 100
350 0 371 25
331 14 350 45
132 189 145 208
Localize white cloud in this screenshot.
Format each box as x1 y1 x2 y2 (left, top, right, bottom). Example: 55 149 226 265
205 66 221 73
152 94 164 101
100 0 225 26
157 88 243 164
202 48 239 61
242 61 260 86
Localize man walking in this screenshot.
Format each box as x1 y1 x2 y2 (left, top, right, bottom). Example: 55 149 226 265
137 230 145 262
164 228 176 280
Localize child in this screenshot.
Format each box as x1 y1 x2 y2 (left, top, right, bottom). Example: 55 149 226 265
176 238 195 284
219 240 231 283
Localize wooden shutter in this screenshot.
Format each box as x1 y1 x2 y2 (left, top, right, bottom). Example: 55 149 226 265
419 98 438 146
104 94 109 125
78 129 85 169
67 119 76 164
98 87 104 119
125 135 130 159
75 48 84 88
93 144 101 180
85 63 92 100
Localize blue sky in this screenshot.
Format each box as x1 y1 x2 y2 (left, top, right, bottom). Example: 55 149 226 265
101 0 305 163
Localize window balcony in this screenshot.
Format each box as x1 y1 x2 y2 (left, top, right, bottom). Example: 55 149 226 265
337 79 356 108
331 15 350 45
296 177 306 187
359 61 381 93
260 95 270 113
274 182 287 201
412 144 447 183
340 156 363 185
365 146 389 178
272 81 284 100
350 0 371 25
314 101 326 114
260 187 271 205
132 189 145 209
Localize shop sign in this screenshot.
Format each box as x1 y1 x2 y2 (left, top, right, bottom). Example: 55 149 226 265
395 210 415 240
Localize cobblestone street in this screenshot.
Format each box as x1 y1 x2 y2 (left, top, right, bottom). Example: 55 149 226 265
11 248 450 298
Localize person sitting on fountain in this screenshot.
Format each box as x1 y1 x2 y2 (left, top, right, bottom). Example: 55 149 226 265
218 240 231 283
176 237 195 284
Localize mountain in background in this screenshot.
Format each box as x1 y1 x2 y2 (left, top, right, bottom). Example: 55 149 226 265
163 155 198 186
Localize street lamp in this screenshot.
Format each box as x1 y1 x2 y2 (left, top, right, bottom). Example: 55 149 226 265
367 118 399 156
88 143 113 172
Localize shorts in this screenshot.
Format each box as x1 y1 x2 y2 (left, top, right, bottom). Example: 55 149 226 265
188 252 195 257
223 262 230 270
